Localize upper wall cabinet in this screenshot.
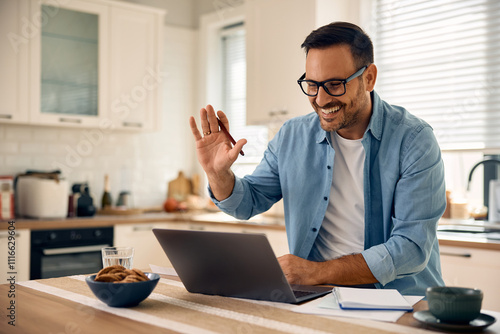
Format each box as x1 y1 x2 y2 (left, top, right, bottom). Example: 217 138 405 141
109 6 163 131
0 0 30 124
0 0 164 130
30 0 110 128
245 0 364 125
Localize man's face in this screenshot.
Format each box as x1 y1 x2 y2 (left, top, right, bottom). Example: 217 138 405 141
305 45 373 139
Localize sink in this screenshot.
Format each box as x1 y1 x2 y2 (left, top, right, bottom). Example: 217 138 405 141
437 225 500 241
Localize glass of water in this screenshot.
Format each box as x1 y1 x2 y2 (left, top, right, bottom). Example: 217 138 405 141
101 246 134 269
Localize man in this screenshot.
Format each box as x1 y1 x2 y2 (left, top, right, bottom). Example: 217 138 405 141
189 22 446 296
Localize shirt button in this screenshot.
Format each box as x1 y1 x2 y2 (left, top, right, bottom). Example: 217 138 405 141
312 228 317 232
323 197 328 201
327 165 331 169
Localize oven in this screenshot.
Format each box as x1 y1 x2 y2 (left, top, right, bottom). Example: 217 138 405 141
30 227 113 280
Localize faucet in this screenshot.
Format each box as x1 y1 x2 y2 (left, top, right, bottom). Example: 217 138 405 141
467 159 500 221
467 159 500 191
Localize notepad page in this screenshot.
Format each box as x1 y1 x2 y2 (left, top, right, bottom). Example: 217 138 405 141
334 287 412 310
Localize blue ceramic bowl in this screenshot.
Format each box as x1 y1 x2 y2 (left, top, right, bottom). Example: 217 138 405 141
426 286 483 323
86 272 160 307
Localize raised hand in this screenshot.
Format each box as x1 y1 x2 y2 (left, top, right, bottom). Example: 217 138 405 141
189 105 247 200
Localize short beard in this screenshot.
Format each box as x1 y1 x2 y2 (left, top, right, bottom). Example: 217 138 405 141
313 81 366 133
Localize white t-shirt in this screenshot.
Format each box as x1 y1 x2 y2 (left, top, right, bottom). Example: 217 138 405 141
313 131 365 260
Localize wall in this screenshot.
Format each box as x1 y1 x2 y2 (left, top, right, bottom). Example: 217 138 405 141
0 25 197 209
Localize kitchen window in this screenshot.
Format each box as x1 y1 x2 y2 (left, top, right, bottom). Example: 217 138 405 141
220 23 268 177
372 0 500 151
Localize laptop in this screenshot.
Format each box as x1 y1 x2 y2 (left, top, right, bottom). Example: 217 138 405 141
152 229 332 304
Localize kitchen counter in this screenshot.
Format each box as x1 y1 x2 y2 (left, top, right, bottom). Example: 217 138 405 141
437 218 500 251
0 210 287 231
5 272 496 334
2 214 500 251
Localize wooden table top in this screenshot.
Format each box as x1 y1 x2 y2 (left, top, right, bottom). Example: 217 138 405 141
2 274 496 334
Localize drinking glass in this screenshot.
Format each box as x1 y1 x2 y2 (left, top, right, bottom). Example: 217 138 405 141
101 246 134 269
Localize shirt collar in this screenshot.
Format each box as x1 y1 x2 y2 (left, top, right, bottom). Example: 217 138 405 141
365 90 383 141
315 123 330 145
314 90 382 144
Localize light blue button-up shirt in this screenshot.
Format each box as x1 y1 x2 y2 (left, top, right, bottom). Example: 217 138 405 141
211 91 446 296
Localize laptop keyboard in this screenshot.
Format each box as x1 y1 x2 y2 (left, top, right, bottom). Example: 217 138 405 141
293 290 316 298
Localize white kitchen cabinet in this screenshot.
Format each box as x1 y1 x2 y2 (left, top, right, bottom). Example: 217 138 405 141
114 222 190 270
440 245 500 312
0 0 30 124
187 222 289 257
245 0 365 125
109 5 163 131
114 221 288 270
0 229 30 284
0 0 164 129
29 0 110 128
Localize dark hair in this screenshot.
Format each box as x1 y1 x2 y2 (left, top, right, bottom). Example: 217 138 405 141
301 22 373 68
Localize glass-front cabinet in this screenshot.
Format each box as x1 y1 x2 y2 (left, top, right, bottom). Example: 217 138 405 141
0 0 163 129
30 0 109 127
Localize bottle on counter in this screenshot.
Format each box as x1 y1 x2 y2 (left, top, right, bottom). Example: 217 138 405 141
101 174 112 209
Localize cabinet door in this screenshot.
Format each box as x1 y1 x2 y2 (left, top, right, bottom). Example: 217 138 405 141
109 6 163 131
29 0 109 127
199 223 289 257
440 245 500 312
114 222 189 270
0 0 29 124
246 0 315 125
0 229 30 284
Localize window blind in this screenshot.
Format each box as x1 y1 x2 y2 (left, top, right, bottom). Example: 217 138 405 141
221 24 268 176
373 0 500 151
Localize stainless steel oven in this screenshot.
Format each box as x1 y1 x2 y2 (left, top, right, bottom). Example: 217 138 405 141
30 227 113 279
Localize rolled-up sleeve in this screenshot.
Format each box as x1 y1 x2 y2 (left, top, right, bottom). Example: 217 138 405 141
363 126 446 286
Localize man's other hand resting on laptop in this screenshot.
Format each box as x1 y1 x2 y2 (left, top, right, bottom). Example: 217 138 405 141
278 254 376 286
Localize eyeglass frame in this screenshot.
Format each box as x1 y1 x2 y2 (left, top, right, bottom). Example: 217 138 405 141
297 65 368 97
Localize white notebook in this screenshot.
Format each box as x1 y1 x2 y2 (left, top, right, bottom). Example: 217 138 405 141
333 287 413 311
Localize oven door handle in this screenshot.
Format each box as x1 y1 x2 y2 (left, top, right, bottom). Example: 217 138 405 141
42 244 110 256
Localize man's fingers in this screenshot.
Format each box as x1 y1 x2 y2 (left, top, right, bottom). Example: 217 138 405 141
206 106 220 134
217 110 230 132
189 116 202 141
231 139 247 157
199 107 211 136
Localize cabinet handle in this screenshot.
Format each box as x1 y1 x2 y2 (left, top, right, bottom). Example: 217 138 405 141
440 251 472 258
0 114 13 119
59 117 82 124
122 122 143 128
268 110 288 117
43 244 109 255
133 225 154 231
189 224 205 231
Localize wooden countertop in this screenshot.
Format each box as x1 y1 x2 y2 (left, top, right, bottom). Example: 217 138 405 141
2 213 500 251
438 218 500 251
0 273 464 334
0 210 287 231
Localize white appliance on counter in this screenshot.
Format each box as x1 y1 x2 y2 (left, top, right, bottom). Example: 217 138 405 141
489 179 500 223
16 176 68 218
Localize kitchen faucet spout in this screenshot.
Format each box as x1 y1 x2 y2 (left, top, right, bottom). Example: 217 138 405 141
466 159 500 191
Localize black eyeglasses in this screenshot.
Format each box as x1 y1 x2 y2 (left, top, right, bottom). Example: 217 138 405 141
297 65 368 97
